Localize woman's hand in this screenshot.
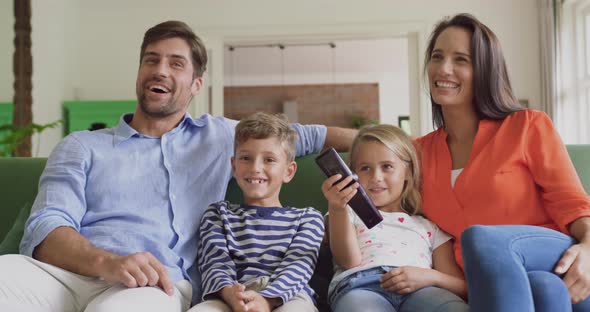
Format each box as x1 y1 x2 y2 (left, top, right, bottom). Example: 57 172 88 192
380 266 436 294
321 174 358 212
554 242 590 303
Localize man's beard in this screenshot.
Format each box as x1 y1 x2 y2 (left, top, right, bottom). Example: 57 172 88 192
138 93 177 118
137 78 178 118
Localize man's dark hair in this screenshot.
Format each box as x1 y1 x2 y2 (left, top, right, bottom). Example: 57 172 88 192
140 20 207 78
424 13 522 129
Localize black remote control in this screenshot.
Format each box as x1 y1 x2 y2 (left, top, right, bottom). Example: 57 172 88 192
315 148 383 229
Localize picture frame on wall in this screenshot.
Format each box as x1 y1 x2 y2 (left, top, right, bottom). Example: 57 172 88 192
398 115 410 134
518 99 529 108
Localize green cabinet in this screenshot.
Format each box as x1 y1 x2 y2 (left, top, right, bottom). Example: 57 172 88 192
63 100 136 134
0 103 14 156
0 103 12 125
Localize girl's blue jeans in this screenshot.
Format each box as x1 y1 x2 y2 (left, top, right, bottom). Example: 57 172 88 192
329 266 468 312
461 225 590 312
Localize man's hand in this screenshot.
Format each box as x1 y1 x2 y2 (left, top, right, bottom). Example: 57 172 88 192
554 242 590 303
33 228 175 296
97 252 174 296
380 266 434 294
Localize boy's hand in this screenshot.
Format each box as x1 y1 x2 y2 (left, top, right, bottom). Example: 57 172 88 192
242 290 280 312
321 174 359 212
220 283 249 312
380 266 434 294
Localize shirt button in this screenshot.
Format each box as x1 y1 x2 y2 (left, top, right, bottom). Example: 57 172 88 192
171 194 176 201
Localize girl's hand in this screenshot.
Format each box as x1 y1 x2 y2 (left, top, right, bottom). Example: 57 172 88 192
380 266 435 294
554 242 590 303
321 174 359 212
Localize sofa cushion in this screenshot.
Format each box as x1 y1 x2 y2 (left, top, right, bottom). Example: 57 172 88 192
0 157 46 240
0 202 31 254
567 145 590 192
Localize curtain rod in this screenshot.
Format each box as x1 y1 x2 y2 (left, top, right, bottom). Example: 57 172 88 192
227 42 336 51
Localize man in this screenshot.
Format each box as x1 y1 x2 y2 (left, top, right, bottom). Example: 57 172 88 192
0 21 355 311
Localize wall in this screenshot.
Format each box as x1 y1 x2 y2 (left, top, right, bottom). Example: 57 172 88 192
224 38 409 128
0 0 13 103
15 0 542 156
30 0 77 156
224 84 379 128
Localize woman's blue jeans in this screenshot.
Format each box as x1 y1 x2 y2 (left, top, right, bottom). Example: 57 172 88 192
329 266 468 312
461 225 590 312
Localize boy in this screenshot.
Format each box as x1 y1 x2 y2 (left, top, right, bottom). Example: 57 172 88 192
191 112 324 312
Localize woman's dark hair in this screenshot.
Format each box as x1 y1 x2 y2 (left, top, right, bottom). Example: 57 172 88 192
424 13 522 129
140 20 207 78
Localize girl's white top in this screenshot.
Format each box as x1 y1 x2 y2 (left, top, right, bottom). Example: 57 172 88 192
328 208 451 295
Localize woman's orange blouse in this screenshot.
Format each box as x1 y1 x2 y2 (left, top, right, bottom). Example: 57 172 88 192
415 109 590 268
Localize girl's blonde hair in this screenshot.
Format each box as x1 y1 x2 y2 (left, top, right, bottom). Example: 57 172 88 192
349 124 422 215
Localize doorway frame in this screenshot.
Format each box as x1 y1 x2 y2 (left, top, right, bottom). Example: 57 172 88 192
196 21 433 136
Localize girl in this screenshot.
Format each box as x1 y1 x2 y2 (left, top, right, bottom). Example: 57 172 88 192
322 124 468 312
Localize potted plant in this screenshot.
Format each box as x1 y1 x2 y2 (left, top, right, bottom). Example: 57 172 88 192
0 120 62 157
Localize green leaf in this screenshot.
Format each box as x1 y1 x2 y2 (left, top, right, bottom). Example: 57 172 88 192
0 120 63 157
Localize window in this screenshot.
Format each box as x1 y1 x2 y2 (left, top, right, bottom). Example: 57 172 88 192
558 0 590 143
586 13 590 76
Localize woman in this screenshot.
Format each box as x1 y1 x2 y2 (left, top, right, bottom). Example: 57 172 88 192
415 13 590 312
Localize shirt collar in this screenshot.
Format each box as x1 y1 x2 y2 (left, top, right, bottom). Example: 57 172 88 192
112 112 208 146
437 118 498 139
436 118 502 159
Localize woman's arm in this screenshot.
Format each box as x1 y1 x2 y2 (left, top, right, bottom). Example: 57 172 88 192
521 112 590 303
524 111 590 233
569 217 590 243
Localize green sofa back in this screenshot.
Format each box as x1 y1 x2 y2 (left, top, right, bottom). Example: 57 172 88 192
0 158 47 240
0 145 589 251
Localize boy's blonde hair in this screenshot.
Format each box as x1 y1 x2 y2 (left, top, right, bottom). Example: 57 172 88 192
234 112 298 161
349 124 422 215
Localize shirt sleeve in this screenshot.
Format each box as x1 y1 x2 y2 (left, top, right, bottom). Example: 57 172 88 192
259 208 325 304
222 117 239 132
198 203 238 300
19 134 90 257
222 118 326 156
424 218 452 250
524 111 590 233
291 123 327 156
347 206 360 226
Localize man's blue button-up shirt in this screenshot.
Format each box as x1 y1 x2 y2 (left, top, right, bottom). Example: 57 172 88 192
20 113 326 299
